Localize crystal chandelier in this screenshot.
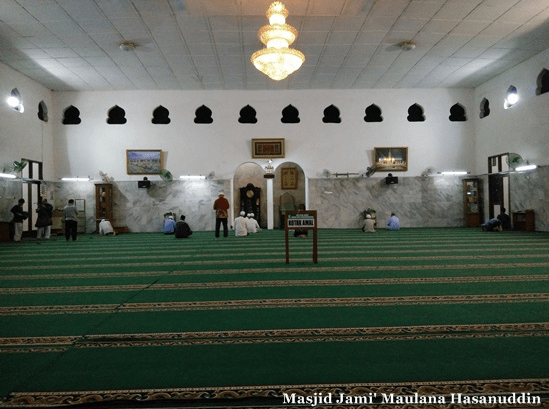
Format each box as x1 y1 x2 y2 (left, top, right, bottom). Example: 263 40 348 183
251 1 305 81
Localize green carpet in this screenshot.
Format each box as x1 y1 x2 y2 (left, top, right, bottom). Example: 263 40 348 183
0 228 548 408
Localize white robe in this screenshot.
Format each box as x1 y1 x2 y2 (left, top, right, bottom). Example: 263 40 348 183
246 218 260 233
99 219 115 235
234 216 248 237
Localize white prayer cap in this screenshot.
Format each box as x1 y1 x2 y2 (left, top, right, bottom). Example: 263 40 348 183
240 211 246 216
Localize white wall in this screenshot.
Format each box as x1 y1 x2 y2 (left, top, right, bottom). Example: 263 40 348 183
52 88 475 182
0 62 54 180
473 48 549 172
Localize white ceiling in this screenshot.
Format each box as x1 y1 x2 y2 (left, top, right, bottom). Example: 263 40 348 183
1 0 548 91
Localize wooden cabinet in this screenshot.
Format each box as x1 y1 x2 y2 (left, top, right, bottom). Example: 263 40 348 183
463 178 482 227
95 184 113 232
240 183 261 225
513 210 535 231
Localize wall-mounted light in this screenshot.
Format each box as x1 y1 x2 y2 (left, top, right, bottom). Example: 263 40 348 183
0 172 17 179
61 177 92 181
179 175 205 180
7 89 24 113
515 164 537 172
439 171 469 176
504 85 519 109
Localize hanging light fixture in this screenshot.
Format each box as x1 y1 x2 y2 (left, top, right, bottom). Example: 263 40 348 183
251 1 305 81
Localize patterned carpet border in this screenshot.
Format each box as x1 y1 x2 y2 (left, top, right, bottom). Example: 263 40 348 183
1 322 549 352
2 379 549 408
1 293 548 316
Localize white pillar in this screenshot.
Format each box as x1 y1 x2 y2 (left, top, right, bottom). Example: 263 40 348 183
230 178 234 228
305 177 310 210
266 177 274 230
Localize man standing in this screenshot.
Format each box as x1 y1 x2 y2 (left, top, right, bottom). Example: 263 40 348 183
63 199 79 241
213 192 230 238
175 215 192 239
10 198 27 242
36 199 53 239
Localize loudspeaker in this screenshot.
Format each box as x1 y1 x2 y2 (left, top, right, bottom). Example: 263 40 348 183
385 176 398 185
138 180 151 189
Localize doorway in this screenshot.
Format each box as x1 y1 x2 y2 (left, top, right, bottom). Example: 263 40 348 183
488 174 509 219
487 154 510 220
21 159 43 237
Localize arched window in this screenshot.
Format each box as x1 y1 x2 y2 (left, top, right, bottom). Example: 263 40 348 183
407 103 425 122
479 98 490 119
281 105 300 123
364 104 383 122
62 105 81 125
238 105 257 124
152 106 170 124
322 104 341 123
107 105 127 124
536 69 549 95
194 105 213 124
38 101 48 122
449 103 466 121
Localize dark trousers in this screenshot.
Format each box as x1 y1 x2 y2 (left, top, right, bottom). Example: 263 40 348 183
215 218 228 238
65 220 78 241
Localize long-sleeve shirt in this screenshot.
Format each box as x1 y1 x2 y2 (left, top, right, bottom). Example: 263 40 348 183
387 216 400 230
163 218 176 234
63 204 78 222
234 216 248 237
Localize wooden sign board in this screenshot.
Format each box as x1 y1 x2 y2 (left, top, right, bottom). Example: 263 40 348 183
285 210 318 264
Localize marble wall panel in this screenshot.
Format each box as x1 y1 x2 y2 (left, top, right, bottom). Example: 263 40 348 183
0 179 23 222
309 176 464 229
52 179 231 233
510 167 548 232
45 169 548 233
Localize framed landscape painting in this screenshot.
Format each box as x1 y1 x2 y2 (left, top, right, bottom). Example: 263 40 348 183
374 147 408 171
126 150 162 175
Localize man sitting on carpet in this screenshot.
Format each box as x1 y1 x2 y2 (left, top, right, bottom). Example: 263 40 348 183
362 214 376 232
174 215 192 239
234 211 248 237
246 213 261 234
163 216 176 234
497 208 512 230
387 213 400 230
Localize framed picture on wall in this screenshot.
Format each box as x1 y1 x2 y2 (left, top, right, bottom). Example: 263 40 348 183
252 138 285 158
126 150 162 175
281 167 298 190
374 147 408 171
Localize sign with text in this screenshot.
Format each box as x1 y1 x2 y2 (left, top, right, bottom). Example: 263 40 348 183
285 210 318 264
287 213 315 228
251 138 285 158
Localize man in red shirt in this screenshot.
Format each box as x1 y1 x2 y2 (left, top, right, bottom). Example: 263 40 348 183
213 192 230 238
